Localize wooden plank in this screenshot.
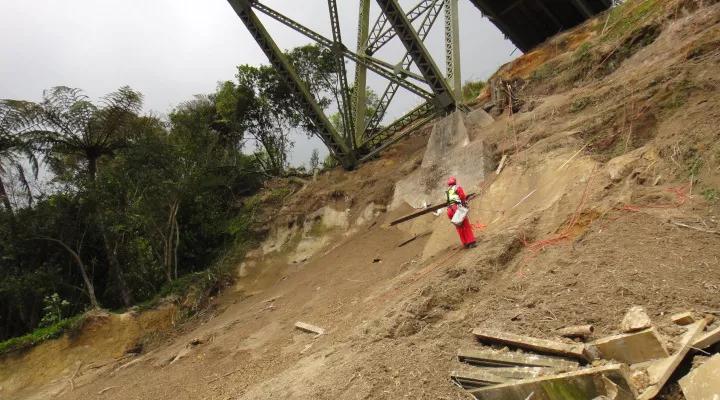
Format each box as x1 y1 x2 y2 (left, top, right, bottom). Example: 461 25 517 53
458 348 578 370
389 203 446 226
679 354 720 400
556 325 594 339
388 193 476 226
692 325 720 350
587 328 669 364
671 312 695 326
495 154 508 175
471 329 588 360
472 366 558 380
294 321 325 335
638 320 707 400
468 364 638 400
450 368 509 389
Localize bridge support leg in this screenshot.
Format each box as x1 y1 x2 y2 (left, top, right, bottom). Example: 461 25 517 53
445 0 462 100
227 0 355 169
354 0 371 147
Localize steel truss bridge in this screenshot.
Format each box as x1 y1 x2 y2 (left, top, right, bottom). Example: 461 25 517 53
226 0 609 169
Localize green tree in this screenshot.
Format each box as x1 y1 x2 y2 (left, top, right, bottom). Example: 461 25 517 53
231 65 295 175
211 45 345 176
309 149 320 172
25 86 144 307
31 86 143 180
0 85 268 344
0 101 39 212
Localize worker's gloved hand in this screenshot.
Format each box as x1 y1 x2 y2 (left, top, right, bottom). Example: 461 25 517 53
461 201 468 208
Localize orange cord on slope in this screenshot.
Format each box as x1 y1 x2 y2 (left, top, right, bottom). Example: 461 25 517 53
596 182 692 232
472 223 487 231
519 169 597 259
620 183 691 211
596 183 691 230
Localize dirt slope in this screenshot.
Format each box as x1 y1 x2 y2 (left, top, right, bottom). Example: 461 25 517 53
2 1 720 399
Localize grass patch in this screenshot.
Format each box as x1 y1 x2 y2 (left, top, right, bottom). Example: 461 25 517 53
687 154 704 177
461 80 486 102
307 220 331 237
702 188 720 203
573 42 593 64
570 97 593 113
530 60 561 82
0 315 82 355
135 256 237 314
600 0 660 43
658 78 697 111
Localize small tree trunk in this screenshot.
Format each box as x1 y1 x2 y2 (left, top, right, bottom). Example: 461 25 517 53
0 175 13 213
174 216 180 280
101 229 132 307
44 237 100 309
87 156 98 181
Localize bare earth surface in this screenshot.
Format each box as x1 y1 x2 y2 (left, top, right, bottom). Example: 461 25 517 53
2 1 720 399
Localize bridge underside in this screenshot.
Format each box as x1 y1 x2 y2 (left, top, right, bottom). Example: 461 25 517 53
469 0 612 52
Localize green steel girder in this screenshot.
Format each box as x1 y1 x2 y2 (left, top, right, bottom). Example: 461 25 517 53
375 0 457 112
353 0 371 146
327 0 355 147
251 1 435 101
445 0 462 99
227 0 355 168
360 101 435 161
366 0 438 55
226 0 610 168
365 0 444 136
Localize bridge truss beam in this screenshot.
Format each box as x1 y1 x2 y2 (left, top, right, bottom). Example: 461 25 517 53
227 0 464 169
374 0 458 112
227 0 356 168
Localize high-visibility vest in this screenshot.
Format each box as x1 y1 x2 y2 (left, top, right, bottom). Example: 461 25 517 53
446 185 461 204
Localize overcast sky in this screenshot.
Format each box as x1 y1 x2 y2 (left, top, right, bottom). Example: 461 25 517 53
0 0 517 166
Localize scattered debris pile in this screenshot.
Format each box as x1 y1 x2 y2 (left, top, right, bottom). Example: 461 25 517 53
451 306 720 399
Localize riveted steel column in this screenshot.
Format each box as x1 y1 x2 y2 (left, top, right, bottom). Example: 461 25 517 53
353 0 371 146
444 0 462 100
375 0 457 112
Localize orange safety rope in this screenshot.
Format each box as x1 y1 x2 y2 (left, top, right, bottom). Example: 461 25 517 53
519 169 597 258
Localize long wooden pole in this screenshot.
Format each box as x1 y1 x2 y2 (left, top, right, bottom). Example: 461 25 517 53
389 193 476 226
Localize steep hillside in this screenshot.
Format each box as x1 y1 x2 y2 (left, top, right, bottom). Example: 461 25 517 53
1 0 719 399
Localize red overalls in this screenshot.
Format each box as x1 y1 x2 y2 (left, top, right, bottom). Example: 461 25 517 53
446 185 476 247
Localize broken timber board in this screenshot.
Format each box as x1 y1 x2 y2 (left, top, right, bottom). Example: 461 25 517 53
692 325 720 350
671 312 695 326
458 348 578 370
471 329 588 361
388 193 477 226
679 353 720 400
450 368 509 389
495 155 508 175
468 364 638 400
638 320 707 400
474 366 556 380
587 328 669 364
294 321 325 336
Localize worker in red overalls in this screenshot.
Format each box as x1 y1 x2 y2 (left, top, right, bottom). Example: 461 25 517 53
446 176 476 249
